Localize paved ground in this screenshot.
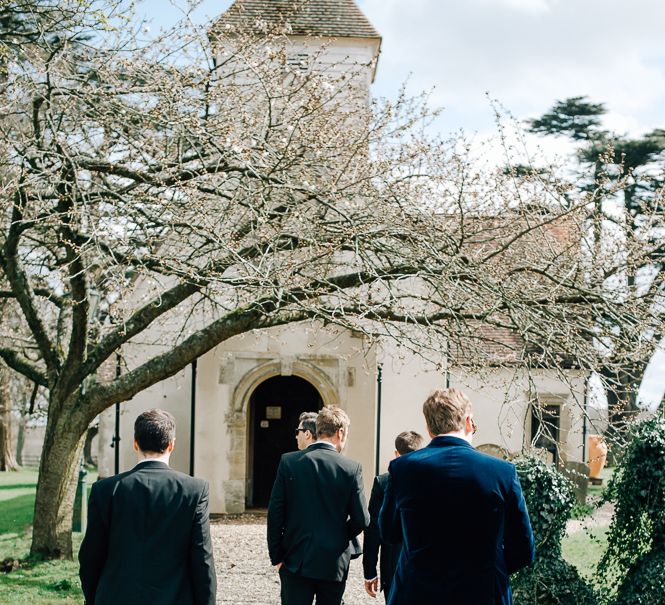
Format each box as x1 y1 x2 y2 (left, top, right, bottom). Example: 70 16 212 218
566 500 614 534
212 519 376 605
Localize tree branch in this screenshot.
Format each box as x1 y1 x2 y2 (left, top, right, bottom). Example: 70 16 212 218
0 348 48 387
83 304 305 415
80 279 200 381
2 186 60 377
0 288 64 307
54 176 90 396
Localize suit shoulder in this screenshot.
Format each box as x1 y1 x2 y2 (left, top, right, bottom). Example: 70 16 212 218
310 448 362 474
375 472 390 490
91 470 132 493
388 452 412 473
280 450 303 464
471 449 516 474
336 454 363 473
168 469 209 491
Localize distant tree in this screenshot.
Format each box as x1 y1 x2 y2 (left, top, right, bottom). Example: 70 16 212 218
528 97 665 441
0 359 19 471
528 96 606 141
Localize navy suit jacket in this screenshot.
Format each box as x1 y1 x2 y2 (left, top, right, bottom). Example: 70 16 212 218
379 436 534 605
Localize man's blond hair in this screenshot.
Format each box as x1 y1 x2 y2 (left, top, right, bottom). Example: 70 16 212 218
423 388 472 435
316 406 350 438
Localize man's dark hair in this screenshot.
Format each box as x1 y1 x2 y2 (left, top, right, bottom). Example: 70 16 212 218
299 411 318 438
395 430 424 455
134 409 176 453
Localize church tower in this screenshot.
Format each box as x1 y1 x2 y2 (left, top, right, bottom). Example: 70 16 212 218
211 0 382 105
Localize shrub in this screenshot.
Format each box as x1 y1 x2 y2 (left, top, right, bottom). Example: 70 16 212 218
599 416 665 605
512 456 598 605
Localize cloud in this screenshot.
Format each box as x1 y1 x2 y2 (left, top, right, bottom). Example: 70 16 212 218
360 0 665 136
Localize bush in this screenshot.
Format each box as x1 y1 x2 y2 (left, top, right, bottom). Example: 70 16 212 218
599 416 665 605
512 456 597 605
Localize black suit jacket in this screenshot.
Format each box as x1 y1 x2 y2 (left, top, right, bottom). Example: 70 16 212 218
267 442 370 582
79 461 216 605
379 436 534 605
363 472 401 593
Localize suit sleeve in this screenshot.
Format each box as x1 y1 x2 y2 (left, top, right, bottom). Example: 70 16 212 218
347 463 370 539
362 476 383 580
267 456 287 565
504 466 535 575
189 482 217 605
78 482 108 604
378 466 401 545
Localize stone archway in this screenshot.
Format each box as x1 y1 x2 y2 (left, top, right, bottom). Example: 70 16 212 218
233 358 339 414
224 358 340 512
246 375 322 507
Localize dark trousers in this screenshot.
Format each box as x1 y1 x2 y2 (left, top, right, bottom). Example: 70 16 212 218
279 567 346 605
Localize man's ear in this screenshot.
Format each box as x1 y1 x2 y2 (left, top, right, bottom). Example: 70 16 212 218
133 439 139 452
394 450 400 458
166 439 175 453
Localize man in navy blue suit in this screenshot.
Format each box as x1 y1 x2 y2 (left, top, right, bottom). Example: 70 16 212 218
379 388 534 605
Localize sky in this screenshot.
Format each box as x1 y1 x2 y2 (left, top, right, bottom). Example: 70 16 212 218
139 0 665 137
137 0 665 408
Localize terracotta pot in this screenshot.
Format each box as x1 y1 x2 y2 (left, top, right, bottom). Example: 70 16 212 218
588 434 608 478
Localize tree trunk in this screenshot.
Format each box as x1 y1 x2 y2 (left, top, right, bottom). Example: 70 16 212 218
16 415 25 467
602 364 643 450
0 360 19 472
30 400 88 559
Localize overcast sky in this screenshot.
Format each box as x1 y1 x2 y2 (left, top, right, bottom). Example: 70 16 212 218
362 0 665 137
140 0 665 407
145 0 665 136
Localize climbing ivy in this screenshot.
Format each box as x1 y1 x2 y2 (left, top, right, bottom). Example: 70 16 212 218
512 456 598 605
598 416 665 605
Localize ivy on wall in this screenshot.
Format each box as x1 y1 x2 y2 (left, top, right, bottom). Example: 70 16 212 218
512 456 598 605
598 416 665 605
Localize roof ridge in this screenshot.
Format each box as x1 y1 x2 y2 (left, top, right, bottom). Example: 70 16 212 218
213 0 381 40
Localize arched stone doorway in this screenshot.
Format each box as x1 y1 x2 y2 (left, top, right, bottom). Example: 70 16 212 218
246 375 323 507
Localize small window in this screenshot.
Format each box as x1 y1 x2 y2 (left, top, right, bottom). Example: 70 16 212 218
531 403 561 463
287 52 310 72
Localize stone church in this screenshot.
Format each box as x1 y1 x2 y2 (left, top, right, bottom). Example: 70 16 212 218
97 0 590 514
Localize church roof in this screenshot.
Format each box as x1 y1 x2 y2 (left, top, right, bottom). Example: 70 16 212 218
214 0 381 39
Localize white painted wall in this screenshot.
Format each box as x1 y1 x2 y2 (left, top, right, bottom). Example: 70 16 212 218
110 321 378 513
449 367 588 462
374 340 447 474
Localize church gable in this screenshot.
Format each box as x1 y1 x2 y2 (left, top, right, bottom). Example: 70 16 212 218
214 0 381 40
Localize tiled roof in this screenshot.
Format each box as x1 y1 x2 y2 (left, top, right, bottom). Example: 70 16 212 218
213 0 381 39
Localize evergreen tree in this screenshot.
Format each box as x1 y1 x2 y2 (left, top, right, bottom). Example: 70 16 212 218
529 98 665 441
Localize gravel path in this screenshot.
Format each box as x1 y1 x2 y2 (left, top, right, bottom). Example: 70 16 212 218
212 519 376 605
213 499 615 604
566 500 614 535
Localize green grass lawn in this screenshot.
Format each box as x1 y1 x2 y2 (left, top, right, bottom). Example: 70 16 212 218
0 468 86 604
561 466 614 581
562 526 609 579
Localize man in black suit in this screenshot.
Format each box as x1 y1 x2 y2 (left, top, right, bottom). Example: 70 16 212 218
363 430 423 600
79 409 216 605
267 405 369 605
295 411 318 450
379 388 534 605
